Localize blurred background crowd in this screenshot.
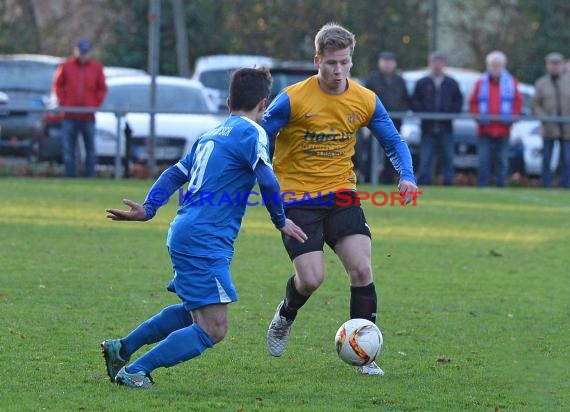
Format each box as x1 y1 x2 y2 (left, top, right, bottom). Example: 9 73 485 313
0 0 569 187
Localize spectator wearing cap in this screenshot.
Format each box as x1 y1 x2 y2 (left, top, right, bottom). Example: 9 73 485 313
363 51 410 184
53 38 107 178
411 51 463 185
469 51 522 187
532 52 570 188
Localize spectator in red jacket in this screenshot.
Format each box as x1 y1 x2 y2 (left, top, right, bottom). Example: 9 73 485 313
469 51 522 187
53 39 107 177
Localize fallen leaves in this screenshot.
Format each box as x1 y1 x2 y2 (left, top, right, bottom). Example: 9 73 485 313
436 355 451 363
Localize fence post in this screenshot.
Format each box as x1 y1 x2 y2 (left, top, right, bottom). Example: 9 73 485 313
113 112 123 180
123 122 132 178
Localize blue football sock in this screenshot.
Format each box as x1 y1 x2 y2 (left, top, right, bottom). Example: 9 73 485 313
126 324 214 374
120 304 193 360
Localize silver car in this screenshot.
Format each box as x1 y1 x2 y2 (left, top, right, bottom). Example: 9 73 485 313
95 75 224 165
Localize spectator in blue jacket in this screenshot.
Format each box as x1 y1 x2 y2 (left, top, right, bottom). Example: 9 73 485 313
411 52 463 185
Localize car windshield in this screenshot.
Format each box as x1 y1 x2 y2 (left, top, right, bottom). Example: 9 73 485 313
270 71 315 99
198 69 233 92
101 83 210 113
0 60 57 92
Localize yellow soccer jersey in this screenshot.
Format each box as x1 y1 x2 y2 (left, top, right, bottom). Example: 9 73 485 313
262 75 414 201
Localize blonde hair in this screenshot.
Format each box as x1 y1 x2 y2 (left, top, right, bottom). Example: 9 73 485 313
314 22 355 56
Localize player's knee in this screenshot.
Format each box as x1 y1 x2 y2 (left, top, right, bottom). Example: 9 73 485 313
204 321 228 343
298 274 324 294
349 263 372 285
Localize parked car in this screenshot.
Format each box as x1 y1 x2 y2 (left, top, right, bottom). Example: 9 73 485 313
40 66 148 162
399 68 539 176
268 61 317 101
0 54 62 158
93 75 223 165
191 54 277 110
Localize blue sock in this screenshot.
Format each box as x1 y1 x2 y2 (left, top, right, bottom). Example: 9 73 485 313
126 324 214 374
119 304 193 360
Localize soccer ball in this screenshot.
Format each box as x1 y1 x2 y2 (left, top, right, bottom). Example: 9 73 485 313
334 318 383 366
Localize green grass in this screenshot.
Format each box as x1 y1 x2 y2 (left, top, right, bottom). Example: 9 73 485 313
0 178 569 411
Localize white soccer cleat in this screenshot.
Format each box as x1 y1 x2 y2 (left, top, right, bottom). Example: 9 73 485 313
356 361 385 375
267 301 294 357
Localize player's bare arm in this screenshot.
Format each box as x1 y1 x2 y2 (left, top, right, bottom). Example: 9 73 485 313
106 199 148 221
398 180 420 205
279 219 307 243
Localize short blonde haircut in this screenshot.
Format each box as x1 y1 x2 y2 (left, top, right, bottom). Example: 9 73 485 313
314 23 355 56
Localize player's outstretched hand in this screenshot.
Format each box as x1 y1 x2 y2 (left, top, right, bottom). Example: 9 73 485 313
280 218 308 243
106 199 148 221
398 180 421 205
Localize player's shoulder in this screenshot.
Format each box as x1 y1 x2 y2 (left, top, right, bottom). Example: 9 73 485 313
284 75 316 91
282 75 317 98
233 115 268 145
348 78 378 111
348 78 376 98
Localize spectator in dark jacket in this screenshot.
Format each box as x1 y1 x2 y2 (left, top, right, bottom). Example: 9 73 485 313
364 51 409 184
53 38 107 178
469 50 522 188
411 52 463 185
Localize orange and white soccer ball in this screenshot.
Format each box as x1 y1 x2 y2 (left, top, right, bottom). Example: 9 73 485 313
334 319 383 366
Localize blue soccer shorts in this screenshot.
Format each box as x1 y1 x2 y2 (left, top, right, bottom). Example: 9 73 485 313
166 248 238 311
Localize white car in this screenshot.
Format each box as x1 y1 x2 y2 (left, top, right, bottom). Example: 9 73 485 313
510 120 559 176
191 54 277 110
95 76 224 165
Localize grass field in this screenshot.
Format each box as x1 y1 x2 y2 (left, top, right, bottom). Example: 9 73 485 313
1 178 569 411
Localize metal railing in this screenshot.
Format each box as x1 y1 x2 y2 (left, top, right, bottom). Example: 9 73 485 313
367 111 570 185
2 105 570 181
0 105 225 179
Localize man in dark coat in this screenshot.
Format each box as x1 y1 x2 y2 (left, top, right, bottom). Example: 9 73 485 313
364 51 410 184
411 51 463 185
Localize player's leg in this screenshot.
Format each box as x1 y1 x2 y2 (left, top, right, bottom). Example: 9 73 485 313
268 251 325 356
334 234 375 321
119 303 224 377
324 195 375 321
114 253 235 387
325 197 383 375
335 235 383 376
267 206 326 356
120 303 193 356
101 302 194 381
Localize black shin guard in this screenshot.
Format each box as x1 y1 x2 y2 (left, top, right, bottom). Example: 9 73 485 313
350 283 377 323
279 275 310 321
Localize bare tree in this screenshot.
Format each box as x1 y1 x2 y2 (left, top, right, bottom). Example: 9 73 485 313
441 0 541 76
